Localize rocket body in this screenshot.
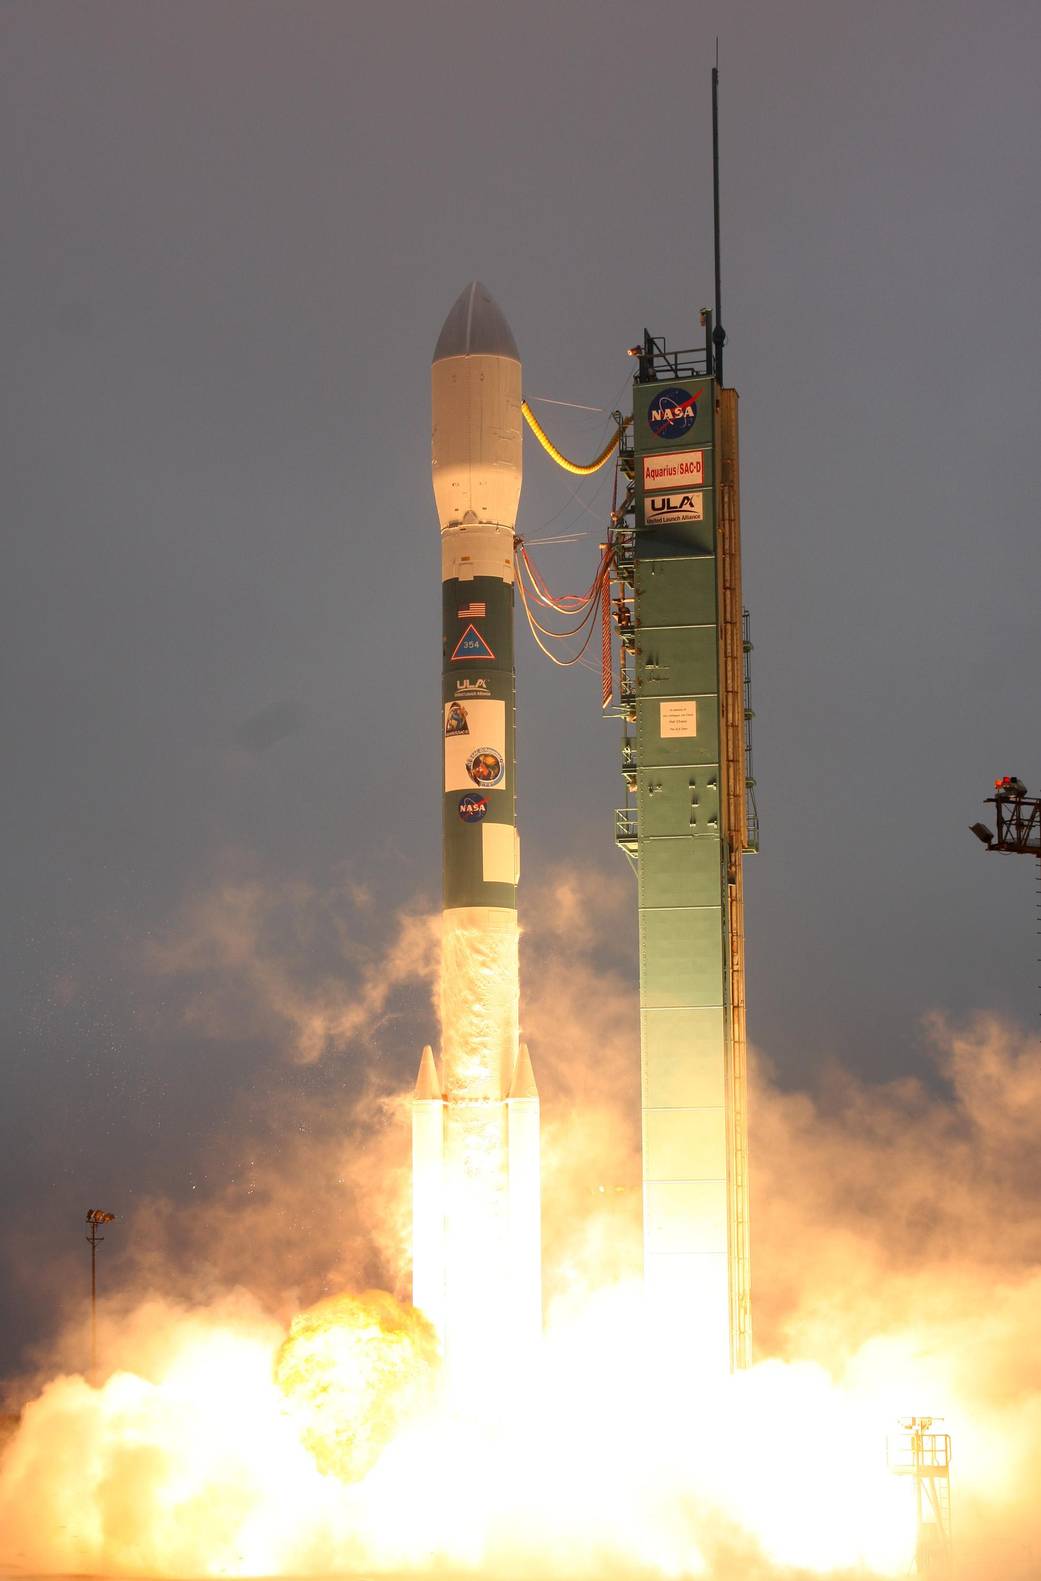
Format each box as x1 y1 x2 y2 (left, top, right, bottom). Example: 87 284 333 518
412 284 541 1402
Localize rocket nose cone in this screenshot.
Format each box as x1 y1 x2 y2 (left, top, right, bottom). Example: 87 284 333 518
433 281 519 363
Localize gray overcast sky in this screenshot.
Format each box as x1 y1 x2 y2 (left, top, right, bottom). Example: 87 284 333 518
2 1 1039 1374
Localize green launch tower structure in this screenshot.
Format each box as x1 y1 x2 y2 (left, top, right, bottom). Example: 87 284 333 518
508 70 755 1377
611 323 756 1372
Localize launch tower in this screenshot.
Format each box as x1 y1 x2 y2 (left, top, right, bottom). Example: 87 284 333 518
610 320 756 1373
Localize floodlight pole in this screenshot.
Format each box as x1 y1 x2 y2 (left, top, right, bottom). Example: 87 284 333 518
970 786 1041 1030
888 1416 953 1575
85 1209 115 1380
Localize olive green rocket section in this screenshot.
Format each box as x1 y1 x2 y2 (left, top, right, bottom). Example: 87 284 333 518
630 374 751 1373
442 574 518 911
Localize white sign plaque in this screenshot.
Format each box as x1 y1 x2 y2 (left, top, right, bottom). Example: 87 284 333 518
645 490 705 526
659 701 698 739
642 449 705 490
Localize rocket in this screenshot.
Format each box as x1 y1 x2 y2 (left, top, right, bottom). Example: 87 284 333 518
412 283 541 1398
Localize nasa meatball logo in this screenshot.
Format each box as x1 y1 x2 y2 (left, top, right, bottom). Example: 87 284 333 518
466 747 504 787
458 792 488 823
648 386 700 439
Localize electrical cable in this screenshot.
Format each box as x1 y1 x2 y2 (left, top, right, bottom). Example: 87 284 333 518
525 394 608 414
514 540 616 666
521 401 630 476
517 540 612 613
516 564 607 668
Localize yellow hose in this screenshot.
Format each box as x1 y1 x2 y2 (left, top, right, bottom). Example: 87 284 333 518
521 400 630 476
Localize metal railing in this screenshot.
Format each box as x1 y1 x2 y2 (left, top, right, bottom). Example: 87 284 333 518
615 808 638 846
889 1433 952 1475
632 329 713 385
987 794 1041 855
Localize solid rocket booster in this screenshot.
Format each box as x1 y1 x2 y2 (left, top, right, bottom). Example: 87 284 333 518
412 283 541 1391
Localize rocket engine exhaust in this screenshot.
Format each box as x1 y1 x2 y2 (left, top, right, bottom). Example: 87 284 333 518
412 283 541 1406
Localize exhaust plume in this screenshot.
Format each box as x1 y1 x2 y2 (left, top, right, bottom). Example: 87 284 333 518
3 869 1040 1578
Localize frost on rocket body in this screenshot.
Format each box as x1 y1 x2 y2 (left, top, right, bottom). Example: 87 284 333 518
439 910 520 1102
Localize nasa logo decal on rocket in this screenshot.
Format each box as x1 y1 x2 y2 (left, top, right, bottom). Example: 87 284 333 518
445 702 469 737
648 386 699 439
452 624 495 662
457 792 488 822
466 748 504 787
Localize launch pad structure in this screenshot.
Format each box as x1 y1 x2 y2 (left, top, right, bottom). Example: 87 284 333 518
608 323 756 1373
603 63 755 1373
520 66 757 1374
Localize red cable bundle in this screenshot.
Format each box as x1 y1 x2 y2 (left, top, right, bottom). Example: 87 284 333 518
600 555 612 708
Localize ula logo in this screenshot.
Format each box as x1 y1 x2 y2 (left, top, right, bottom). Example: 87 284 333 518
648 386 700 439
646 489 705 526
651 494 701 513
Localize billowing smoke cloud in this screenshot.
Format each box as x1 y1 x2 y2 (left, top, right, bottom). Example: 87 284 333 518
752 1012 1041 1366
2 866 1040 1578
519 870 644 1306
142 863 441 1064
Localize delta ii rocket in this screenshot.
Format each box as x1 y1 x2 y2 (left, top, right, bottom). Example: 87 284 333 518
412 283 541 1393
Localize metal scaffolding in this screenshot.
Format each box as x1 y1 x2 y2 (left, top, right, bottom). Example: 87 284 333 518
888 1416 953 1576
607 331 756 1374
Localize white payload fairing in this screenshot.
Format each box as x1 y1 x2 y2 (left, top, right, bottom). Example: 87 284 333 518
411 283 541 1402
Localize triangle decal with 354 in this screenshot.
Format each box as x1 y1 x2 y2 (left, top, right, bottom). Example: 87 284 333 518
452 624 495 662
